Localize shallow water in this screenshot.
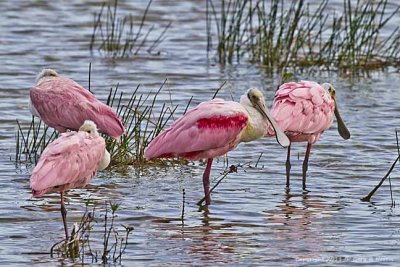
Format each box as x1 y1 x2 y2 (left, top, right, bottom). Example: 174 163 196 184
1 0 400 266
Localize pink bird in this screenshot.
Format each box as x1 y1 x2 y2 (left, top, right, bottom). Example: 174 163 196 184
267 81 350 189
30 120 110 239
29 69 125 139
144 88 290 205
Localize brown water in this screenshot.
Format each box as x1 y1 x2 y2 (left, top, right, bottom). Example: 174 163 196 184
1 1 400 265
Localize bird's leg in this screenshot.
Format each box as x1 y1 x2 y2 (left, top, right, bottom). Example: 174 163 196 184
302 143 312 190
286 144 291 187
203 158 213 205
60 191 69 240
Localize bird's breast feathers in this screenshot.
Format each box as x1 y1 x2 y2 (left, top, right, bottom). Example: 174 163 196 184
241 118 266 142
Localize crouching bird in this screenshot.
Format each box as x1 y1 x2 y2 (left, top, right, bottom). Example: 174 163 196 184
266 81 350 189
29 69 125 139
144 88 290 205
30 120 110 239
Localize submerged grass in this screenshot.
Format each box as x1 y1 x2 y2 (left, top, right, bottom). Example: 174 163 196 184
90 0 171 58
51 201 133 264
207 0 400 75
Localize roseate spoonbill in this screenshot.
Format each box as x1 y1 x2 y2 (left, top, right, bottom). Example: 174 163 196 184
144 88 290 205
266 81 350 189
29 69 125 139
30 120 110 239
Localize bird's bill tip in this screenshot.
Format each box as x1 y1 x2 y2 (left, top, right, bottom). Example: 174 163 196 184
276 132 291 147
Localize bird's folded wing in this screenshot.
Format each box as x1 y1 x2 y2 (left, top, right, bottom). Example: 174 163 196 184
30 79 124 137
30 132 105 193
144 99 249 159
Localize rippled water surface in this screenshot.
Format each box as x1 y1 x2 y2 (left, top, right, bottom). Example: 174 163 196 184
1 1 400 266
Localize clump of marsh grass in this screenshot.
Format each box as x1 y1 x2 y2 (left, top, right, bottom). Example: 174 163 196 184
206 0 251 64
51 201 134 264
90 0 171 58
207 0 400 75
103 80 191 167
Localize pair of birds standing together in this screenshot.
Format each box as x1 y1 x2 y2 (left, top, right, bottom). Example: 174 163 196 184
29 69 350 238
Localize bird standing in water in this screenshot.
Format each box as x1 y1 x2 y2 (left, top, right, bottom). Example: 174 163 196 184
145 88 290 205
29 69 125 139
30 120 110 239
266 81 350 189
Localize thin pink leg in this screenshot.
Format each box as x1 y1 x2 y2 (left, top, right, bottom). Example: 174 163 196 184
60 191 69 239
203 158 213 205
286 144 291 187
302 143 312 190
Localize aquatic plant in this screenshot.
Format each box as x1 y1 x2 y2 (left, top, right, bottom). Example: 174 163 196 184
51 201 134 264
206 0 251 64
15 117 58 165
90 0 171 58
104 79 191 167
207 0 400 75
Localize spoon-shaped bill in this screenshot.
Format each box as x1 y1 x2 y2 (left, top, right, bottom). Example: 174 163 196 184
334 101 350 140
255 100 290 147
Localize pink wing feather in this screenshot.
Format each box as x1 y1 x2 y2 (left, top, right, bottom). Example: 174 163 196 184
30 131 106 197
144 99 249 160
30 76 125 139
268 81 334 143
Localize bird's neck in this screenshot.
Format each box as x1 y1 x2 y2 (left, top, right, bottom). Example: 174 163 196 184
241 105 268 142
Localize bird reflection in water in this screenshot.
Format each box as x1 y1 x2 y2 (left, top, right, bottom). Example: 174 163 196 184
264 188 337 262
150 205 240 264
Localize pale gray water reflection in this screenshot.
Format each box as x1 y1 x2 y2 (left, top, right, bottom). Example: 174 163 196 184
1 0 400 266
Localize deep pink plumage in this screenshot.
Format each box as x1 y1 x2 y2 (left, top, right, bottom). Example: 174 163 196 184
30 131 106 197
30 72 125 139
144 98 249 161
268 80 334 144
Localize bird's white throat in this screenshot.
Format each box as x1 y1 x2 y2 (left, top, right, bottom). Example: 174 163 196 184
239 94 269 142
